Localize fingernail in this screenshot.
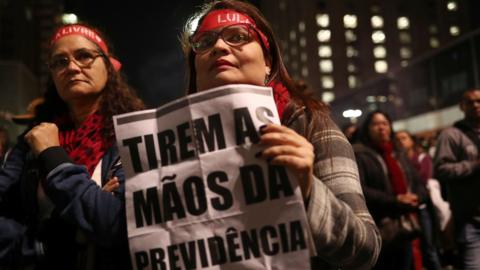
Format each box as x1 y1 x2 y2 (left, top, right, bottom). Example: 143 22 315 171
259 124 267 133
255 151 262 158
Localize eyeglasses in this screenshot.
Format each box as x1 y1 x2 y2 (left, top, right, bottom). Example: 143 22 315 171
190 24 259 54
48 49 105 72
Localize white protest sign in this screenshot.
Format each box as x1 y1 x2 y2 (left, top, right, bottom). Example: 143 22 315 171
114 84 312 269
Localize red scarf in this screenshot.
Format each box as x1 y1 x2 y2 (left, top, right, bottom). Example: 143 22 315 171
55 113 112 176
268 81 290 120
376 142 408 195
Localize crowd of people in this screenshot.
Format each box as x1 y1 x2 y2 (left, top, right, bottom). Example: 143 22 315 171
0 0 477 269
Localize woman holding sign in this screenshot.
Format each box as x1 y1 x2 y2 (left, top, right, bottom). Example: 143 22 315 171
181 0 381 268
0 24 144 269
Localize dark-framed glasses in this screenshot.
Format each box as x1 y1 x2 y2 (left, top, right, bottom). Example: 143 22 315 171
48 49 105 72
190 24 258 54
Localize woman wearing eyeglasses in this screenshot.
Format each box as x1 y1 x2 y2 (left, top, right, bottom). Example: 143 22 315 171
181 1 381 268
0 24 144 269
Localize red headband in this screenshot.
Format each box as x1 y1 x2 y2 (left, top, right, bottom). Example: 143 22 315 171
197 9 270 51
51 25 122 71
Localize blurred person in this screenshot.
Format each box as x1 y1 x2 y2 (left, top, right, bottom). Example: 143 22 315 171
434 88 480 270
354 111 428 270
342 123 358 144
396 130 442 270
181 0 381 268
0 126 11 165
0 23 144 269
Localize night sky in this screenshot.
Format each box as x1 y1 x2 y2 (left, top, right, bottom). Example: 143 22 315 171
70 1 205 108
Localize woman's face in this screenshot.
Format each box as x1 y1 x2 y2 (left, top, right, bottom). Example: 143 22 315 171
194 25 271 92
368 113 391 144
395 131 414 150
49 35 108 105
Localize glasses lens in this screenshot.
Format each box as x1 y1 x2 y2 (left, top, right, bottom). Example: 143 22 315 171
74 50 98 66
49 56 69 71
192 32 218 53
222 25 251 46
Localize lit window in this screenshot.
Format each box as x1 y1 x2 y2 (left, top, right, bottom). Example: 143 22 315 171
373 46 387 58
290 31 297 41
347 62 357 73
371 15 384 28
281 40 288 50
62 14 78 24
372 30 386 43
299 21 306 32
399 32 411 43
401 60 409 67
279 0 286 10
344 14 358 29
375 60 388 73
429 25 438 34
317 30 331 42
284 55 289 63
301 67 309 77
318 45 332 57
291 46 298 56
346 46 359 58
299 37 307 47
319 60 333 73
321 90 335 102
345 30 357 42
300 52 308 62
450 25 460 36
400 47 412 59
348 75 358 88
316 14 329 27
397 17 410 29
430 37 440 48
447 1 458 11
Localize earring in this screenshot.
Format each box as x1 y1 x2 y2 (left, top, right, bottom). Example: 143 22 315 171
264 68 271 85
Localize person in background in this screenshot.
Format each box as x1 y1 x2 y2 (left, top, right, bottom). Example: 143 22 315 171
342 123 358 144
0 126 11 165
0 23 144 269
396 130 443 270
354 110 428 270
181 0 381 268
434 88 480 270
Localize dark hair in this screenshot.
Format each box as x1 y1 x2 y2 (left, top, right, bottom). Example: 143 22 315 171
358 110 395 146
181 0 329 132
35 23 145 138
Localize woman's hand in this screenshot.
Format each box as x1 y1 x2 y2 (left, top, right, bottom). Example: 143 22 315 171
102 177 120 193
257 124 314 200
397 192 419 208
24 122 60 156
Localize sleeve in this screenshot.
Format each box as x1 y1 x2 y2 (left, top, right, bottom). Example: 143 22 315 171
355 151 399 212
303 119 381 269
434 129 479 181
0 140 42 264
38 146 126 247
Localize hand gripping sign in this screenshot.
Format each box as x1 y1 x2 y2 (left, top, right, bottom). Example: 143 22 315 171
114 84 313 270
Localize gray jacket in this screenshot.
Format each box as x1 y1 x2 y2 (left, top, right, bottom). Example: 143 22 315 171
434 123 480 225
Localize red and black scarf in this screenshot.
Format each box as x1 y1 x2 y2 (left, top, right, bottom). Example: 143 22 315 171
376 142 408 195
55 112 112 176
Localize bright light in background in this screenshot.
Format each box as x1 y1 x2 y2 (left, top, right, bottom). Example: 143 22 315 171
317 30 331 42
450 25 460 36
447 1 458 11
322 91 335 103
316 14 330 27
343 109 362 118
371 30 386 43
343 14 358 29
61 13 78 24
397 17 410 29
371 15 384 28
